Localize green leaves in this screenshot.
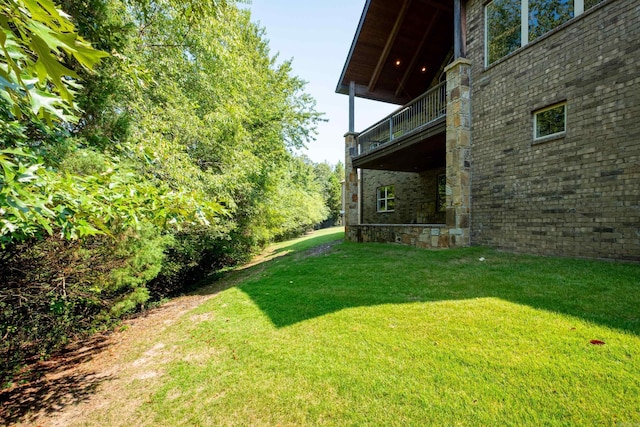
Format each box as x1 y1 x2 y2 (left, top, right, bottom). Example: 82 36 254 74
0 0 108 122
0 0 328 250
0 147 54 242
0 146 227 247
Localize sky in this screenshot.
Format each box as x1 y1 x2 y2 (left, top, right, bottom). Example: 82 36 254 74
245 1 398 166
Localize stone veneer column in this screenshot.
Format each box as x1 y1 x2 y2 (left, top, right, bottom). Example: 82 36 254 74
344 132 359 242
444 58 472 247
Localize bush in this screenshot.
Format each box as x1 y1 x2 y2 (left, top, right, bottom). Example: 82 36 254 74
0 225 170 381
148 225 254 299
0 236 117 381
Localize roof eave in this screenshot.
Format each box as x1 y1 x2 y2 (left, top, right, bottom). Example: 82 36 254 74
335 0 372 95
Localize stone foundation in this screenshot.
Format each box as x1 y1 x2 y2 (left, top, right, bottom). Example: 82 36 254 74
348 224 450 249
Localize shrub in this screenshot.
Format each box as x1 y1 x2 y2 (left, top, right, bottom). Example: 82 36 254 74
0 236 117 381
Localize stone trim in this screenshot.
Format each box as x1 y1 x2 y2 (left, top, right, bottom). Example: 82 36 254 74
344 132 360 235
444 57 472 73
347 224 450 249
445 57 473 247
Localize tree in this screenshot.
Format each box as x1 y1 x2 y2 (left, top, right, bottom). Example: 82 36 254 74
123 2 323 243
1 0 327 380
0 0 109 245
313 160 344 226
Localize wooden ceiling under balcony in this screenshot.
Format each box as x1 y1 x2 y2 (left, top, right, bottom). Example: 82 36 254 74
336 0 454 105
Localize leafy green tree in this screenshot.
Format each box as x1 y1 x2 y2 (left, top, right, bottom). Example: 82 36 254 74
124 1 323 242
1 0 327 381
57 0 137 149
330 162 344 223
0 0 108 245
313 160 344 225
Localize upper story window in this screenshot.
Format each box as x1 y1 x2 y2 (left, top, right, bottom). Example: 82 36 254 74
485 0 604 65
529 0 574 41
377 186 395 212
486 0 521 65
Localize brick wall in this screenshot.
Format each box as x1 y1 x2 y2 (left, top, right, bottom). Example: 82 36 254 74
466 0 640 260
361 168 446 224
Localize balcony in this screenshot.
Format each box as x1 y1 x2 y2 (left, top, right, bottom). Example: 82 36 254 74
353 81 447 172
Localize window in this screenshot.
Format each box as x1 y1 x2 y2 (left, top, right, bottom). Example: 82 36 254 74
486 0 522 65
486 0 604 65
584 0 603 8
377 186 395 212
529 0 573 40
436 174 447 213
534 103 566 140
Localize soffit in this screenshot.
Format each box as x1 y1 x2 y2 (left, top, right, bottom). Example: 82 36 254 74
336 0 454 105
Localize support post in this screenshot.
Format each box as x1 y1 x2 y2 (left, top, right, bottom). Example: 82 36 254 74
444 58 472 247
344 131 359 241
454 0 467 59
349 81 355 133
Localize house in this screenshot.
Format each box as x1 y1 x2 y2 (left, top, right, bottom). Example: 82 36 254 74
337 0 639 260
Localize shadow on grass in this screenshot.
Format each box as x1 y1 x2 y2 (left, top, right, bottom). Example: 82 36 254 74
0 333 113 425
0 230 347 425
237 242 640 335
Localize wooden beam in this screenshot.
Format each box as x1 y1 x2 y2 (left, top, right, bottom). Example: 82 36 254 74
394 10 440 98
368 0 412 93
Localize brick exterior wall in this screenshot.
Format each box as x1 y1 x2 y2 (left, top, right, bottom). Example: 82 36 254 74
466 0 640 260
361 168 446 225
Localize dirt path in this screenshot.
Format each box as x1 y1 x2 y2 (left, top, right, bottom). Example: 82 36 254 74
0 293 212 426
0 237 341 426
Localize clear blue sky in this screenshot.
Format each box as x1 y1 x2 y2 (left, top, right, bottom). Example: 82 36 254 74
246 1 397 165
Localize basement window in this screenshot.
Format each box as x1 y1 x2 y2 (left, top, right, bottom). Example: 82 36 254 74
534 102 566 141
377 186 395 212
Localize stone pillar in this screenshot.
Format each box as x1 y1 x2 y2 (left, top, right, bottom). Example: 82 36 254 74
344 132 359 242
444 58 472 247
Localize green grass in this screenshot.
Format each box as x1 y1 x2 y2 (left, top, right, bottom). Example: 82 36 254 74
99 231 640 426
267 226 347 255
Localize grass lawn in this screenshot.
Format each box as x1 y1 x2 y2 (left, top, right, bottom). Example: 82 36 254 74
84 228 640 426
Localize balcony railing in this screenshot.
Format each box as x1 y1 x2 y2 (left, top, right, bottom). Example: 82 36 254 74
357 81 447 155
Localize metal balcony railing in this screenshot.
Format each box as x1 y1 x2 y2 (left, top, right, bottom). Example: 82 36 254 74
357 81 447 155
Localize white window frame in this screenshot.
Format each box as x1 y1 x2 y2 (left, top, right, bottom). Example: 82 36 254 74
533 102 567 141
377 185 395 213
485 0 588 66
